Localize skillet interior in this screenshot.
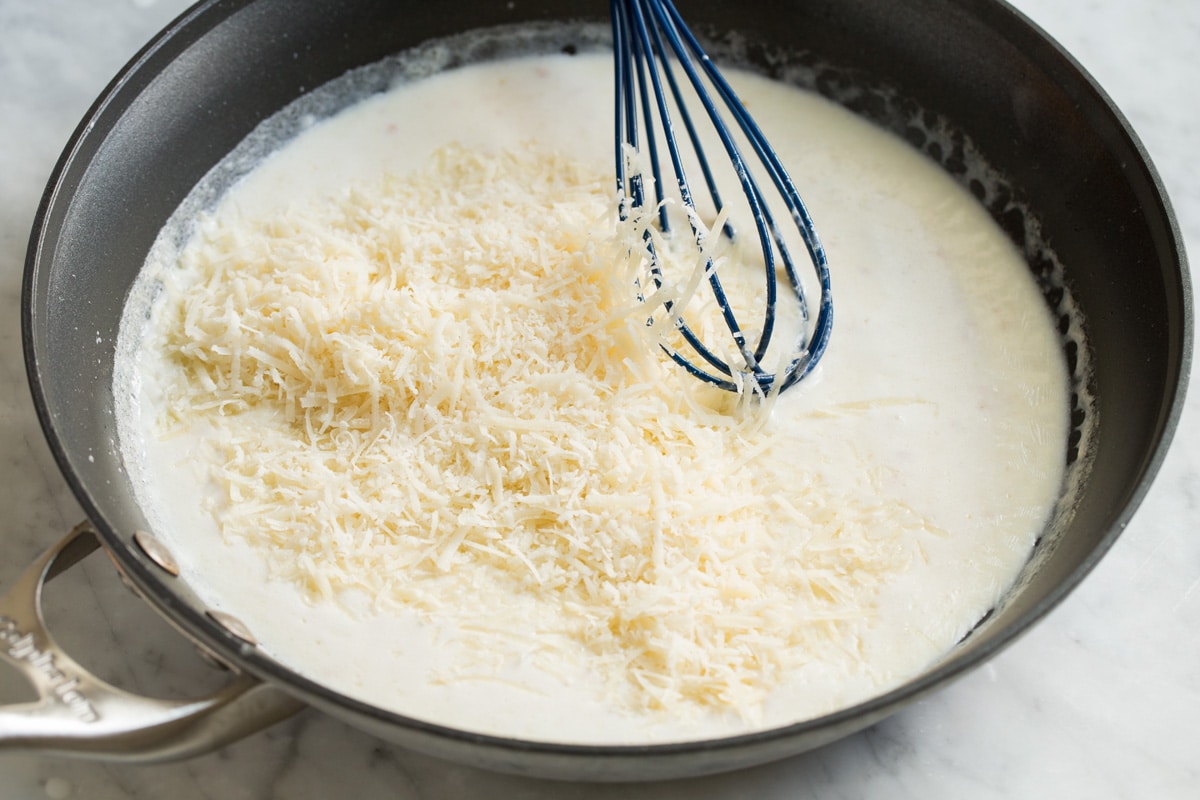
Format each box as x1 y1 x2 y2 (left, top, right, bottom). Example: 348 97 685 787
22 0 1189 780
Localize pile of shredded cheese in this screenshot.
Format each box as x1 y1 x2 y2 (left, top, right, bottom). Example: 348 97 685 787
154 144 932 715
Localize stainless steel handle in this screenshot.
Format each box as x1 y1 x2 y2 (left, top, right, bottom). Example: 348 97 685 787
0 521 305 762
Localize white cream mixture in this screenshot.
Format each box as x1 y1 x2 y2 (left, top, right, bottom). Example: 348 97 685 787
115 48 1070 744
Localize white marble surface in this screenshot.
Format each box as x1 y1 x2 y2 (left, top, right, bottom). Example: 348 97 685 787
1 0 1197 797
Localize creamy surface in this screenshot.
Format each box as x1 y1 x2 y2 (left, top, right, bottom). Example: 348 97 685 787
115 50 1070 744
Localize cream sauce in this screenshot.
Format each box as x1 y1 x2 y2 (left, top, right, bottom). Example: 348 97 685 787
115 50 1069 744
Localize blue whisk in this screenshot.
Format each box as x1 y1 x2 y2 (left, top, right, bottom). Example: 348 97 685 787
611 0 833 395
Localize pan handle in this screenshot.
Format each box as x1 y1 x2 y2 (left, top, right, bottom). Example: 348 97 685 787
0 521 305 762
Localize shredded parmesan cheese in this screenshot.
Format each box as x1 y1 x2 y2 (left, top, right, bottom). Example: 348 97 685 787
154 143 934 715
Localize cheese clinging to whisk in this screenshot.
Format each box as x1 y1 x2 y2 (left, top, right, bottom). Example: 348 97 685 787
150 143 936 714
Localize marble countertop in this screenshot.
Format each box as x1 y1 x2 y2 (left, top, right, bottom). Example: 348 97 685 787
1 0 1196 797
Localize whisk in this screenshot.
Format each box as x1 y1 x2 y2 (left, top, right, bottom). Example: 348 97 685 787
611 0 833 395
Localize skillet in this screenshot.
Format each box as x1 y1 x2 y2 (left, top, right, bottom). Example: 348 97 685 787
3 0 1189 781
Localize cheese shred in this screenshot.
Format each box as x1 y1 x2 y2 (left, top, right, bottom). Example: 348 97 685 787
154 144 932 716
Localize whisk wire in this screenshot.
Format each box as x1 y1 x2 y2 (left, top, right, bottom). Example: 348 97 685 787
640 0 784 368
612 0 833 394
615 4 733 381
664 5 830 321
620 0 762 378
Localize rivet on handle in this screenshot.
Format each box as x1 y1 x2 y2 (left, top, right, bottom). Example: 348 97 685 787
206 610 257 646
133 530 181 577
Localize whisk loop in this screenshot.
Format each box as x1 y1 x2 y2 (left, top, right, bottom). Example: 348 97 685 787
611 0 833 395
